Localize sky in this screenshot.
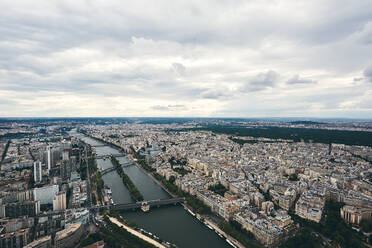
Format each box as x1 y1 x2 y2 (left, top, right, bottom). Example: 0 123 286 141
0 0 372 118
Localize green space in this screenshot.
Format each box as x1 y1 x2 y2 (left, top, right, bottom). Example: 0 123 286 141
288 173 299 181
1 140 10 162
80 216 157 248
137 158 155 172
77 145 88 180
82 144 102 204
132 150 156 172
229 137 278 145
183 125 372 147
167 156 190 175
185 195 212 215
169 156 187 167
154 173 184 196
95 172 104 203
111 156 144 201
153 173 211 214
208 183 228 196
279 228 323 248
173 167 191 176
287 201 368 248
360 219 372 233
218 220 262 248
0 132 31 140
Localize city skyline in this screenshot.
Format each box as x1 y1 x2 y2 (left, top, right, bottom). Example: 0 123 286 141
1 118 372 247
1 0 372 118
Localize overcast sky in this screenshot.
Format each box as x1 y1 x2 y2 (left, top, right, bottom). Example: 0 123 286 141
1 0 372 118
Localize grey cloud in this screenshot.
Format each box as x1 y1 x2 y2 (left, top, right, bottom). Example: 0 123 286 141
363 66 372 82
199 89 233 99
151 104 186 111
1 0 372 117
243 70 279 92
168 104 185 108
354 21 372 44
286 74 316 85
0 99 17 105
151 105 169 111
171 63 186 76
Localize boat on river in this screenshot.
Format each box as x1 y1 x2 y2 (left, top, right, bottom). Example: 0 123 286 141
141 202 150 212
226 239 237 248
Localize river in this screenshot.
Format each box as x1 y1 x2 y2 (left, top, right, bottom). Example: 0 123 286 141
72 131 231 248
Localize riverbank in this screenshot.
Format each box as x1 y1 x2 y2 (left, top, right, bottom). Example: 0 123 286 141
128 156 247 248
204 217 245 248
78 130 125 152
111 156 144 201
108 216 166 248
128 155 176 198
74 131 233 248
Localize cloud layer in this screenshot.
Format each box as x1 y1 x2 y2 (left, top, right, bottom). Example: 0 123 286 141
0 0 372 117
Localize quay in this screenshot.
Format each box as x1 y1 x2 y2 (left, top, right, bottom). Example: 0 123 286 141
109 216 166 248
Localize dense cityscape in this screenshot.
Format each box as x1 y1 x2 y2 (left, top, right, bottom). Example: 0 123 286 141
0 118 371 248
2 0 372 247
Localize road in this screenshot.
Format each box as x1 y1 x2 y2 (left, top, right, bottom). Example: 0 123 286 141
85 145 93 208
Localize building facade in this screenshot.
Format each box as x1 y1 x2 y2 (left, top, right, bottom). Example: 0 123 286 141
53 192 66 211
33 161 42 183
54 222 83 248
34 185 59 205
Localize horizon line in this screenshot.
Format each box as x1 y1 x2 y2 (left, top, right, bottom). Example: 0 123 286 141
0 116 372 120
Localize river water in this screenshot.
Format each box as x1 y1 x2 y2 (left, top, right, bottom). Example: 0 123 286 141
73 131 231 248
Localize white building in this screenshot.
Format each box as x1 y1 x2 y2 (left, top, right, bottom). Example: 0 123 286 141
34 185 59 205
47 146 51 172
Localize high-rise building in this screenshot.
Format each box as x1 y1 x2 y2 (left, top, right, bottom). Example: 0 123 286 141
53 192 66 211
62 149 70 161
54 148 62 165
60 160 72 181
47 146 51 172
33 161 42 183
42 147 62 169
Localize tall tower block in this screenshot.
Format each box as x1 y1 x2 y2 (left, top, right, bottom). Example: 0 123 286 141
47 146 51 172
34 161 42 183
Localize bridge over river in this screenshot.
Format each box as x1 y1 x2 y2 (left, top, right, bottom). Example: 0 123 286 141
99 167 116 175
96 154 125 159
92 197 185 211
92 144 106 147
99 160 135 175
